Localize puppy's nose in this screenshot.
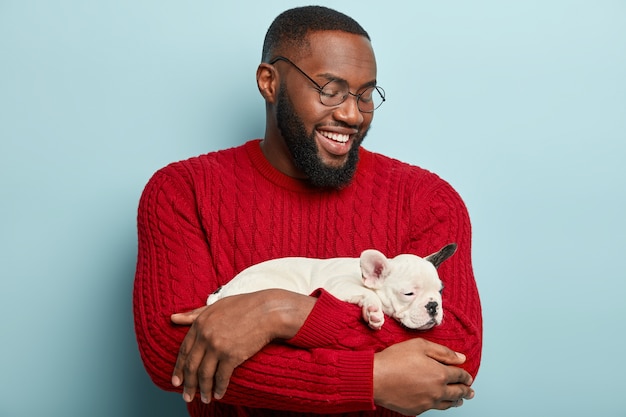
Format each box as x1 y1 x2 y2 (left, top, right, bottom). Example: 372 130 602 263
425 301 438 317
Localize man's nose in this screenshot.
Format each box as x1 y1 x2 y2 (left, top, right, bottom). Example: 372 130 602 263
333 94 364 126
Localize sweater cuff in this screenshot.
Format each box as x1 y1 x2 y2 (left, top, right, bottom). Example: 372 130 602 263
287 288 354 348
335 349 376 410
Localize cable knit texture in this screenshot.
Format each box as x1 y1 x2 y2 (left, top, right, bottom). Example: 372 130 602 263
133 140 482 416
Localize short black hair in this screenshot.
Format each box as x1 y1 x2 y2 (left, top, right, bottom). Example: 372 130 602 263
261 6 370 62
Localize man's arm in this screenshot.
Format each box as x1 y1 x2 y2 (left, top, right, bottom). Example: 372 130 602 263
134 166 480 413
134 168 378 413
170 289 316 403
171 289 474 415
285 177 482 378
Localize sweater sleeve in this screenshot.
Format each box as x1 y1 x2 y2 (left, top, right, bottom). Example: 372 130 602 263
288 177 483 379
133 167 376 413
408 177 482 378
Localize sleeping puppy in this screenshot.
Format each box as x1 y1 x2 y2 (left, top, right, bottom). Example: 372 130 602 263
208 244 457 330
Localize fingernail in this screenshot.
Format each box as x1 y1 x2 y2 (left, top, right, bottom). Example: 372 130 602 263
201 393 210 404
456 352 466 361
172 376 181 387
183 391 192 402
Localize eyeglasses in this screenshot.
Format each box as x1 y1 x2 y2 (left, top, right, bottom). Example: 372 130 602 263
269 56 385 113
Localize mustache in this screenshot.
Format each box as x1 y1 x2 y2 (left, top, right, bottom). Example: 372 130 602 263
316 121 360 131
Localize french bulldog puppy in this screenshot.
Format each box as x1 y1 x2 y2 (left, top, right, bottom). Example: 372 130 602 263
208 244 457 330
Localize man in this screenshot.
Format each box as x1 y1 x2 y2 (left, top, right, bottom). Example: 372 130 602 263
133 6 482 417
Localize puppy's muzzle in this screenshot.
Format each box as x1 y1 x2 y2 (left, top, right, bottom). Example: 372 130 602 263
425 301 439 317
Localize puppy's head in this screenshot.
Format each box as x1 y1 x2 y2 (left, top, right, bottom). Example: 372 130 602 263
360 243 457 330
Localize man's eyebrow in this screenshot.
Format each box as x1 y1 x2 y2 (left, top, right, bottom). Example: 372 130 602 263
317 72 378 89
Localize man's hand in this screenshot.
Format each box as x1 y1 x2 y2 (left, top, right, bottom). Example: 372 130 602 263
373 338 475 416
170 289 315 404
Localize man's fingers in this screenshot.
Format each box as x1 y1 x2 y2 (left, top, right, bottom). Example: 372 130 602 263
171 306 209 325
428 384 474 411
171 304 245 404
434 399 464 411
198 355 218 404
172 325 197 387
450 365 474 387
171 324 209 403
182 345 207 402
212 361 236 400
422 341 466 365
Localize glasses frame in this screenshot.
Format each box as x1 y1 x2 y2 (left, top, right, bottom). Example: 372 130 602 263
269 56 385 113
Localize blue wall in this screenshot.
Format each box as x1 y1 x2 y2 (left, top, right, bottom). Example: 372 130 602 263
1 1 624 416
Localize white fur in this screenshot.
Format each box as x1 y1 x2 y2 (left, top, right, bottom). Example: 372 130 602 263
207 245 456 330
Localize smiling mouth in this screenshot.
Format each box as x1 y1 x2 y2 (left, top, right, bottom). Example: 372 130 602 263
319 130 350 143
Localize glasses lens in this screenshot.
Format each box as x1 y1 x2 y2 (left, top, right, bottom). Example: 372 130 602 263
357 86 385 112
358 87 385 112
319 82 386 112
319 80 349 106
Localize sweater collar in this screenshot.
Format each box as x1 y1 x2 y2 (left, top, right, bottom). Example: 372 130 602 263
244 139 372 193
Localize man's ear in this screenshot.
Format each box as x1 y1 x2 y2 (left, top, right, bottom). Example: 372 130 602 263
360 249 390 289
256 63 278 103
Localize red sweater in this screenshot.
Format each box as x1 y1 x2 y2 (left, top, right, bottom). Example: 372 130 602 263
133 140 482 416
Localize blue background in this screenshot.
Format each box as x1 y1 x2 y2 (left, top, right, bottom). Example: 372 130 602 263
1 1 624 416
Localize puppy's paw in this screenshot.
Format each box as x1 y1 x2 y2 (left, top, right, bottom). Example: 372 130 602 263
363 305 385 330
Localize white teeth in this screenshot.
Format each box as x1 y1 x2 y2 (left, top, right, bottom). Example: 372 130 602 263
320 131 349 143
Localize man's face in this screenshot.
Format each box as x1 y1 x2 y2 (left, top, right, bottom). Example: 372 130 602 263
276 83 364 188
273 31 377 188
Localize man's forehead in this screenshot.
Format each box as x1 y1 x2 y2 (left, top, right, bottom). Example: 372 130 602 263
299 30 377 79
305 30 374 56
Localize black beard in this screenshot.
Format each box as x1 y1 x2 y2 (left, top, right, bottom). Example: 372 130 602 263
276 86 366 189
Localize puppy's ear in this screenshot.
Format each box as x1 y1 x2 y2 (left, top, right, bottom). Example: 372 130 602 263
424 243 457 269
360 249 390 289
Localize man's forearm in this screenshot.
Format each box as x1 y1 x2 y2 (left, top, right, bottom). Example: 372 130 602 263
263 289 317 340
